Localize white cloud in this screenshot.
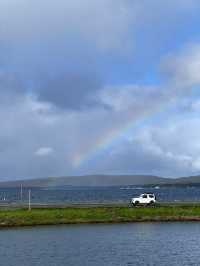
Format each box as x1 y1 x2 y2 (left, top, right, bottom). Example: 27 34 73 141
35 147 54 157
161 43 200 88
135 117 200 175
91 114 200 177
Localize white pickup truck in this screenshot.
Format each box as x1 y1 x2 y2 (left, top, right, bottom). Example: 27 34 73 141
131 193 156 206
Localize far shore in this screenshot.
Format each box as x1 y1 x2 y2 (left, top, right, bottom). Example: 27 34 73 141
1 204 200 227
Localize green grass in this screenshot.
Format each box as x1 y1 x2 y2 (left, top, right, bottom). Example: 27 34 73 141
1 205 200 227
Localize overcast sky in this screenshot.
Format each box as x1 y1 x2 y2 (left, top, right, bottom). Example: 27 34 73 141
1 0 200 180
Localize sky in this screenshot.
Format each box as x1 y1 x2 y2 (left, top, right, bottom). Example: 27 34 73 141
1 0 200 180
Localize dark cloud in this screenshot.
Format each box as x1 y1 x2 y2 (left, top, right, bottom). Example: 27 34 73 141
82 132 196 178
0 73 26 105
36 72 102 109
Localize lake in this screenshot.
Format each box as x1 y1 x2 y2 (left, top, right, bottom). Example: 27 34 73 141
1 185 200 204
0 222 200 266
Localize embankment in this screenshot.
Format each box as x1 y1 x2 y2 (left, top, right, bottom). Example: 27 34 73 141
1 205 200 227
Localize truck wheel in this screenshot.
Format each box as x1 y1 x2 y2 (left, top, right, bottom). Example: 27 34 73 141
135 201 139 205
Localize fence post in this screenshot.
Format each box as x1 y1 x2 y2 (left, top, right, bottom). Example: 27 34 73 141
28 189 31 211
20 184 23 202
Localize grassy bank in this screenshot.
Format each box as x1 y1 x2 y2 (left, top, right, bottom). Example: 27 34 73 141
1 205 200 227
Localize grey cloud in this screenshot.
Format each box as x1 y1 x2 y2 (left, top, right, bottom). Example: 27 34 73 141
0 72 26 105
1 1 200 179
0 0 135 110
0 0 200 111
0 70 198 180
0 0 134 53
0 96 74 180
37 72 102 109
69 43 200 171
83 119 200 178
161 43 200 88
79 139 187 178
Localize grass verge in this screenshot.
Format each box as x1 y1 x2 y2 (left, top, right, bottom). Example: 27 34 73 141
1 205 200 227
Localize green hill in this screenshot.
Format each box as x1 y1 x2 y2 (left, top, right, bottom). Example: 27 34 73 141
0 174 200 187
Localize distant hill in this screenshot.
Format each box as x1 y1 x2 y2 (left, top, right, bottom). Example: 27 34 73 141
172 175 200 185
0 174 200 187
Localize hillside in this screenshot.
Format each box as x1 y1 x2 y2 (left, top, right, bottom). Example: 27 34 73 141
0 174 200 187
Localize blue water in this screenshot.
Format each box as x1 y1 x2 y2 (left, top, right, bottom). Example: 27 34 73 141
1 223 200 266
1 185 200 204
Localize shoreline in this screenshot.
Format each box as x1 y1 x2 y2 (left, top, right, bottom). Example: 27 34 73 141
1 205 200 227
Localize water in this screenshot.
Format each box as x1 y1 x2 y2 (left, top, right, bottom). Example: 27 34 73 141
1 185 200 204
0 222 200 266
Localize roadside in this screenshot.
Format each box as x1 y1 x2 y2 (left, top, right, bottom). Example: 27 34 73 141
1 205 200 227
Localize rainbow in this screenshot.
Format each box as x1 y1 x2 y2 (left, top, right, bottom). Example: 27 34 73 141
71 80 186 167
72 100 166 167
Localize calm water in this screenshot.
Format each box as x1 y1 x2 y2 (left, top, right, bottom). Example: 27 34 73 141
1 185 200 204
1 223 200 266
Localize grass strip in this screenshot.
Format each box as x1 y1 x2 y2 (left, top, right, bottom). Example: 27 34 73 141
1 205 200 227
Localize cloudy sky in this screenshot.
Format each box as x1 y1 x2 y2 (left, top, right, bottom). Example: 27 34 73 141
1 0 200 180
